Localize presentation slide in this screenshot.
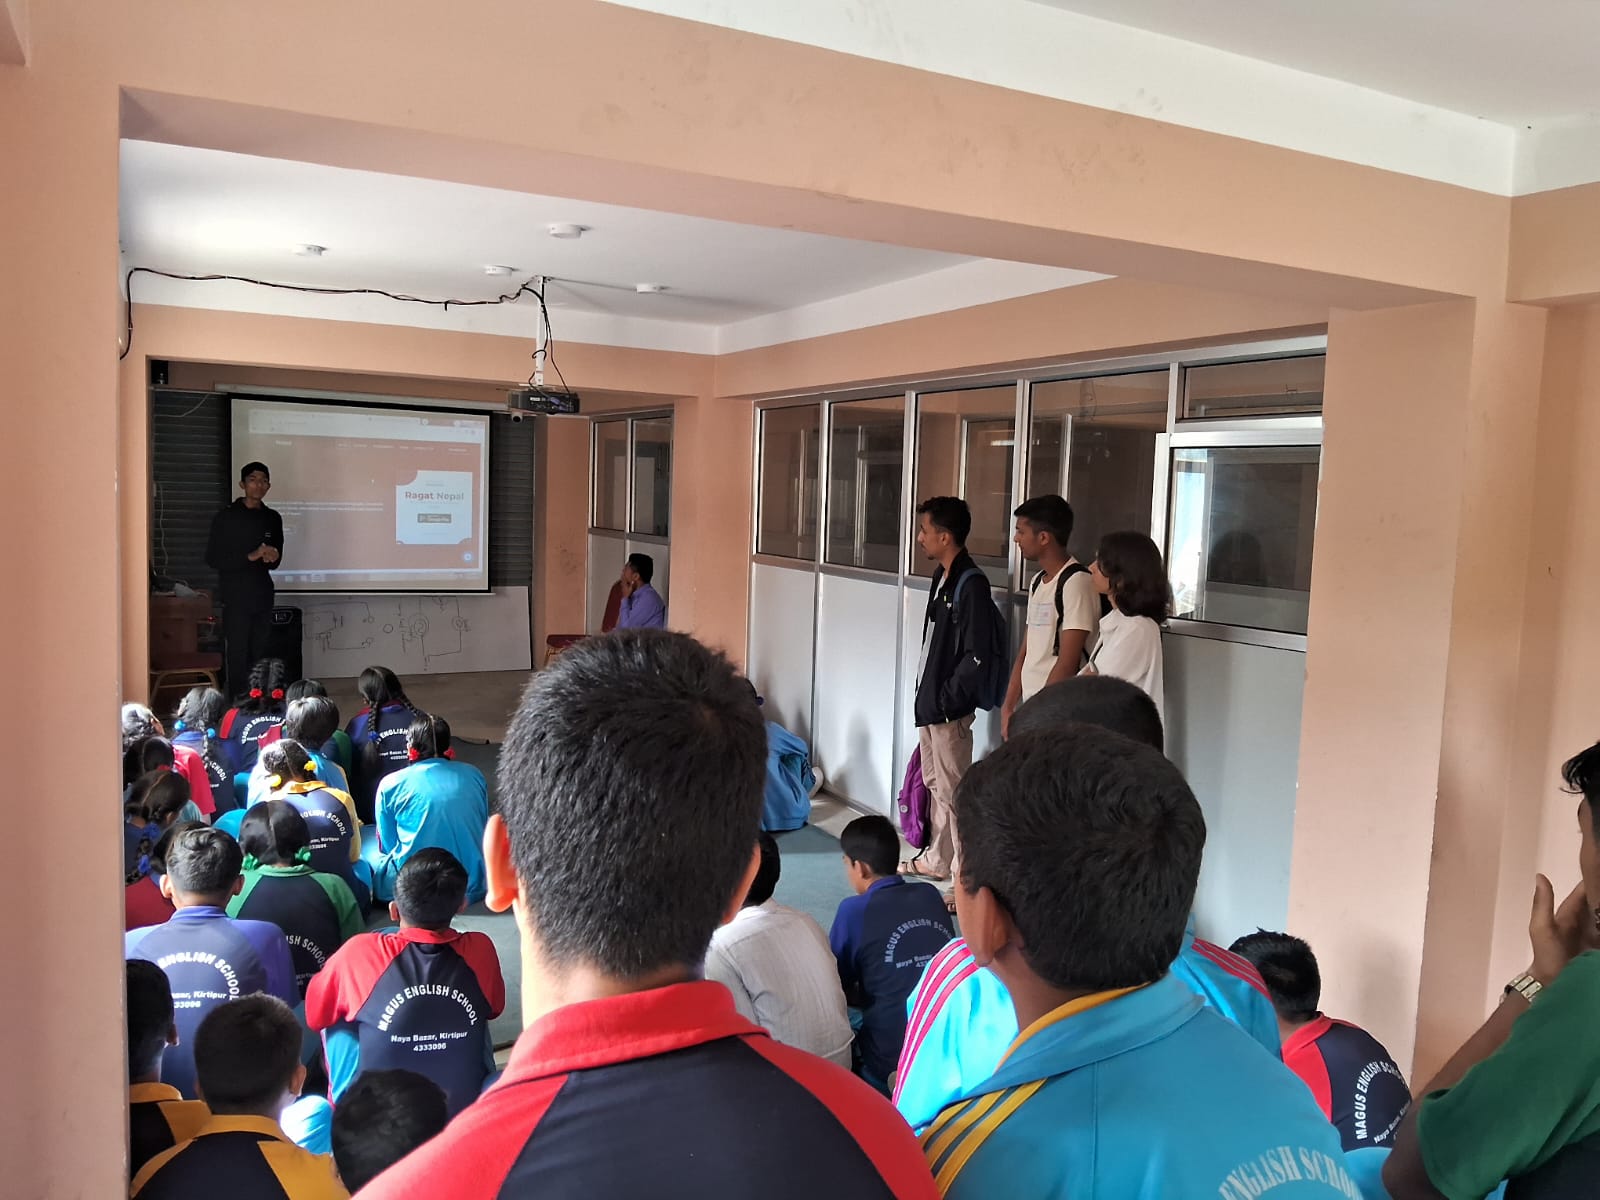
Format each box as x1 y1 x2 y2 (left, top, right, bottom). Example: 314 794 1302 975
231 398 491 592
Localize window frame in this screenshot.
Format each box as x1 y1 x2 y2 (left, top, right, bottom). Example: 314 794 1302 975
588 410 674 540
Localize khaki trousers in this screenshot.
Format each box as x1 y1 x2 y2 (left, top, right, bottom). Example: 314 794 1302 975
917 715 975 878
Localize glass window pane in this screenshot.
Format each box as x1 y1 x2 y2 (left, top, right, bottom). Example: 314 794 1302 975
1182 355 1325 420
1167 445 1321 634
825 396 905 572
757 405 820 560
913 387 1015 584
629 417 672 536
1029 371 1166 565
592 420 628 530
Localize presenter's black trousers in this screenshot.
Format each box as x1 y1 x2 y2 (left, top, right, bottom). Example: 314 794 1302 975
222 603 274 699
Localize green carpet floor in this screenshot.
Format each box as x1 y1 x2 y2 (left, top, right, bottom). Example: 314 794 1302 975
401 742 853 1048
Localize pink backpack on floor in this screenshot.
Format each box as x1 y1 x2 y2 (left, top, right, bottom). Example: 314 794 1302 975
898 746 931 849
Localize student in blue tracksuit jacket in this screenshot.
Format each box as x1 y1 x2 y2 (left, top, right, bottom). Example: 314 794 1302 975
125 825 298 1099
363 713 489 905
924 725 1349 1199
217 657 289 778
745 682 816 832
830 815 955 1092
170 686 233 809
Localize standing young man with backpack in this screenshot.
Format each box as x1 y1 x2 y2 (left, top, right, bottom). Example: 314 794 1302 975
906 497 1008 886
1000 495 1100 738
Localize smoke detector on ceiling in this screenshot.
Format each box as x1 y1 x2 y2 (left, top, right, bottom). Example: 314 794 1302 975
292 244 327 257
547 223 587 240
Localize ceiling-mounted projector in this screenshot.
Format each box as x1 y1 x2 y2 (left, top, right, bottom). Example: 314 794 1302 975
507 385 581 417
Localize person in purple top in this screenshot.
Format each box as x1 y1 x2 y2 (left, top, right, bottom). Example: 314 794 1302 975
126 824 297 1098
615 553 667 629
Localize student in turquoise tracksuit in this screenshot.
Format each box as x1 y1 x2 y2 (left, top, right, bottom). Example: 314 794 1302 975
896 920 1281 1133
922 720 1348 1199
362 713 489 905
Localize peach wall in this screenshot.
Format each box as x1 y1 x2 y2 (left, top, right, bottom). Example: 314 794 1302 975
1522 303 1600 901
0 57 129 1198
1293 302 1478 1075
715 278 1326 398
533 416 592 659
105 3 1506 306
668 395 754 665
1509 182 1600 304
1414 301 1548 1076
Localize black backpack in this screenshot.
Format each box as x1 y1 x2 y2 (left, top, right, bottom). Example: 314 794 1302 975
950 567 1010 711
1030 562 1091 662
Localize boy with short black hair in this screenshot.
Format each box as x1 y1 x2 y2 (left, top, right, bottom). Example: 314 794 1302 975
330 1069 448 1194
359 630 937 1199
305 848 504 1116
1002 495 1100 735
831 815 955 1092
929 727 1349 1198
1231 930 1410 1151
132 995 347 1198
126 825 298 1097
127 960 209 1180
705 831 853 1067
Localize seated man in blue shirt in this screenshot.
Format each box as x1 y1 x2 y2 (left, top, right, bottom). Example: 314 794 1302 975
126 824 299 1098
830 815 955 1093
926 724 1350 1199
615 553 666 629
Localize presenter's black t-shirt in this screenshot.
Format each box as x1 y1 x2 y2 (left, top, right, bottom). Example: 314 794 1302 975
205 499 283 609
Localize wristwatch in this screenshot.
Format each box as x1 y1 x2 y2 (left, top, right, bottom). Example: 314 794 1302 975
1504 973 1544 1004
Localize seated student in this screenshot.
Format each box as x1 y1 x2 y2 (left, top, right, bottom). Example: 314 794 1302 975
257 738 367 911
929 726 1350 1199
249 696 351 805
705 831 853 1069
615 552 667 629
830 816 957 1093
358 631 938 1199
229 801 364 999
171 686 234 809
1385 740 1600 1200
894 676 1283 1132
124 722 215 822
746 683 818 833
365 714 489 905
305 849 504 1116
124 737 209 826
126 825 298 1098
345 666 419 822
126 960 210 1180
259 680 354 775
132 995 348 1200
330 1070 448 1195
218 657 291 778
1231 930 1410 1152
124 770 192 931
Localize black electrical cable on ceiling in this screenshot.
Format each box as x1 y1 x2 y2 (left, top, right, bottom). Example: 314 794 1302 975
122 267 571 389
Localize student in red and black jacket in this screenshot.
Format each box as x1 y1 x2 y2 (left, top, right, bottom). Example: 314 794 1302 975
360 631 938 1200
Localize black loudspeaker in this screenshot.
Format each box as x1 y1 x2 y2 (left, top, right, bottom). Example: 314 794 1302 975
266 606 303 683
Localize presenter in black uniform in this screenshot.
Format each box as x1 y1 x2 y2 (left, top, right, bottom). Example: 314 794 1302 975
206 461 285 697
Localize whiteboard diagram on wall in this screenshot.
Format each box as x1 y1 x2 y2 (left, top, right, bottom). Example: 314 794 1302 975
294 586 531 677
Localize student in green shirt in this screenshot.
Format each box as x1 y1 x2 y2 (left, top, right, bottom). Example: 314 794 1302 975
1385 739 1600 1199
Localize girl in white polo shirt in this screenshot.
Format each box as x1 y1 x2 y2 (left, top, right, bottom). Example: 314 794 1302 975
1084 532 1170 723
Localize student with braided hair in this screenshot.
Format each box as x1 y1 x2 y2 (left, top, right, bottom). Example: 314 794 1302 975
257 738 369 912
217 657 290 777
171 686 232 808
123 702 216 819
365 713 489 905
228 800 363 999
124 770 192 930
345 666 420 822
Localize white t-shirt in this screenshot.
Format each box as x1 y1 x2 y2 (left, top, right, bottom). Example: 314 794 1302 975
1084 608 1165 723
1021 561 1101 701
704 900 854 1069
